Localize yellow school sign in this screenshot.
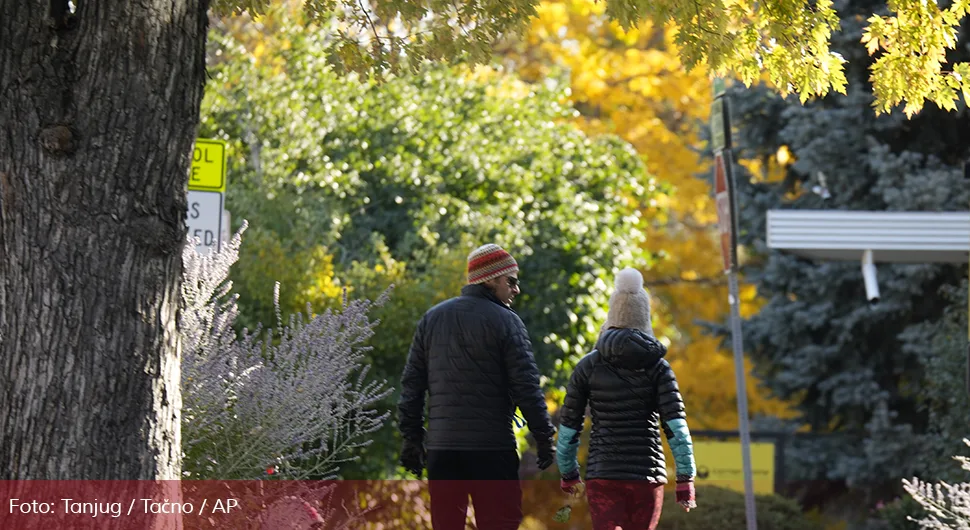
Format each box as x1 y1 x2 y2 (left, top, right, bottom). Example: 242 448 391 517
669 440 776 494
186 139 228 254
189 139 226 193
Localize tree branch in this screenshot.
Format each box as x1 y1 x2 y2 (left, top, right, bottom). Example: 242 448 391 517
356 0 384 63
644 275 758 287
644 276 729 287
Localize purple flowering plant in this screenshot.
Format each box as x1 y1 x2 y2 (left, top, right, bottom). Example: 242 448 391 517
180 221 392 480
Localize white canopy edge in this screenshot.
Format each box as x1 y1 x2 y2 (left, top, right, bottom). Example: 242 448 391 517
766 210 970 263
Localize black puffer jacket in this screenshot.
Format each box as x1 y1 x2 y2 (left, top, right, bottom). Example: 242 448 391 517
398 284 555 452
559 327 686 482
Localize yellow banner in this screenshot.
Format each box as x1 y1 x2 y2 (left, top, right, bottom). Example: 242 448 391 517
669 440 775 494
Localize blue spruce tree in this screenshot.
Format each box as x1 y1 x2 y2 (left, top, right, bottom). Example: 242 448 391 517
717 0 970 523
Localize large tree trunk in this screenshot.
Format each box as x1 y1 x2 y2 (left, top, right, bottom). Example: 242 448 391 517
0 0 208 480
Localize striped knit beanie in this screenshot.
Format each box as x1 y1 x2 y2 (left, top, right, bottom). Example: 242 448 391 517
467 244 518 285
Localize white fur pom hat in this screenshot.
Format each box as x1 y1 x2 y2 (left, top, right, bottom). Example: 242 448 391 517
603 267 653 336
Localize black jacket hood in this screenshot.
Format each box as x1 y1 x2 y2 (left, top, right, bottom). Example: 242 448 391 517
595 327 667 370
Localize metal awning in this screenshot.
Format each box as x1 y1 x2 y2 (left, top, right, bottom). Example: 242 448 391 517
766 210 970 263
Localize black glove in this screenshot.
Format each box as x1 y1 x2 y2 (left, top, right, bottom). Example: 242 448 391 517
400 438 425 477
536 443 555 471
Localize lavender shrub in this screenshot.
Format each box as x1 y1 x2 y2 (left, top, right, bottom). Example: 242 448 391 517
180 221 392 480
903 439 970 529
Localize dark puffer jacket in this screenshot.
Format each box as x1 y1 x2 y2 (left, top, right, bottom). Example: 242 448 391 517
559 327 686 482
397 284 555 452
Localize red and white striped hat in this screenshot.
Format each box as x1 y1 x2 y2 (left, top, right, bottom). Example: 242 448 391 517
467 244 518 285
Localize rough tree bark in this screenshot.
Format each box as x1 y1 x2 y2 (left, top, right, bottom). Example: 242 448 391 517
0 0 208 480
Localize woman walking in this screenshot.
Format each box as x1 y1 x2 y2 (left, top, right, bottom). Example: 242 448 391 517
557 267 697 529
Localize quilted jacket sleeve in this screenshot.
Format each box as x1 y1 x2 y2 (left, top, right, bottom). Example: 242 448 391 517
559 355 592 432
502 313 555 450
557 355 592 477
654 359 695 480
397 315 429 443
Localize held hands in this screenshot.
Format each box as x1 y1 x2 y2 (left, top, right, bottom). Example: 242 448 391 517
559 470 585 497
399 438 426 478
536 444 556 471
675 478 696 512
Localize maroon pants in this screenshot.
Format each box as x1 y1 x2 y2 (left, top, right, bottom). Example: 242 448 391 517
426 450 523 530
586 479 664 530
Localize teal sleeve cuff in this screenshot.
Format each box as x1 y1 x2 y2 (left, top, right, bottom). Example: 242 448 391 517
556 424 581 476
666 418 696 478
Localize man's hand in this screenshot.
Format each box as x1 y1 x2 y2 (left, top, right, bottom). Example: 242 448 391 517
676 478 696 511
536 443 555 471
399 438 425 478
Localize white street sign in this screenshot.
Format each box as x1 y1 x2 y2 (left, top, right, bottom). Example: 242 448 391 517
187 190 224 255
221 210 231 248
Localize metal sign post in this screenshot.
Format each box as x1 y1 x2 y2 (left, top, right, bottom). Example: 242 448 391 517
711 78 758 530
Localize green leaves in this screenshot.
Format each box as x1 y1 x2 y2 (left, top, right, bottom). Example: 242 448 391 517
955 63 970 106
862 0 970 116
210 0 970 115
552 505 572 523
201 8 657 383
723 24 969 501
200 9 663 476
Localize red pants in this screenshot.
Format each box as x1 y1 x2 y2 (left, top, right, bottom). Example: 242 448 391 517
426 450 523 530
586 479 664 530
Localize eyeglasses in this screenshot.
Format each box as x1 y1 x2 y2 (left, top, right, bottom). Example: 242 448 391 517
506 276 520 289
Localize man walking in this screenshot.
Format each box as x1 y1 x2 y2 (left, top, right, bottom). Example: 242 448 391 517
397 243 556 529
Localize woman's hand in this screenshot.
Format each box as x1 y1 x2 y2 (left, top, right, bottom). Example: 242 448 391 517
676 479 696 511
560 470 585 497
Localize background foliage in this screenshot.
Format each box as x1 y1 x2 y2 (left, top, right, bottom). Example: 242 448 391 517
200 5 659 478
212 0 970 114
496 0 795 431
188 1 970 527
717 0 970 525
657 485 825 530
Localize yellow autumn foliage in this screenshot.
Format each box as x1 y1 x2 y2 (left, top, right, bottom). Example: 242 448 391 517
214 0 797 431
499 0 795 429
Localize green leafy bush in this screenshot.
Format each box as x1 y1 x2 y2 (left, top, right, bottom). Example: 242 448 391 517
200 8 659 386
658 486 823 530
200 7 663 479
862 496 925 530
